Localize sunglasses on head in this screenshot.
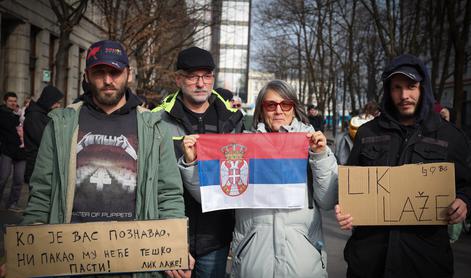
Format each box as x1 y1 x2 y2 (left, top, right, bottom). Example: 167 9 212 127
262 100 294 112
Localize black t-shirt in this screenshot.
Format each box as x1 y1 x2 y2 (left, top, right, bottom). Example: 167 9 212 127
71 104 138 223
182 102 219 134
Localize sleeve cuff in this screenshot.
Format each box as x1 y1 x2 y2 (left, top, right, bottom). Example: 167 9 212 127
177 156 197 167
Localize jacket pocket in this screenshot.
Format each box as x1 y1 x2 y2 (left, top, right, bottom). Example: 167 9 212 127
359 144 389 166
412 143 447 163
300 233 326 269
234 231 257 259
231 231 257 278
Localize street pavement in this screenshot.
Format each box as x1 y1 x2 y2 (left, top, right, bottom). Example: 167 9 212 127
321 209 471 278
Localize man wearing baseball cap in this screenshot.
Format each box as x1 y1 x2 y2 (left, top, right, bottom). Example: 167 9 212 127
154 46 244 278
20 40 188 277
335 54 471 277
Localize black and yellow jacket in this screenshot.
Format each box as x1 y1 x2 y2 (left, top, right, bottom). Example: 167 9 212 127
153 89 244 257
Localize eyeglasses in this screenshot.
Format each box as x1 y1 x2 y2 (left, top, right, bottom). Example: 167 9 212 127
262 100 295 112
182 73 214 84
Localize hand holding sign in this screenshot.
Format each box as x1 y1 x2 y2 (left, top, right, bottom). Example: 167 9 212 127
448 198 468 224
335 204 353 230
164 254 195 278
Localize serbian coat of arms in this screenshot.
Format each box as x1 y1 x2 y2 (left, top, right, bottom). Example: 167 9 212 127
220 143 249 196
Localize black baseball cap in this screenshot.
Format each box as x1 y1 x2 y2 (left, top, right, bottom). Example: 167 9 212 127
86 40 129 70
176 47 215 72
384 65 423 82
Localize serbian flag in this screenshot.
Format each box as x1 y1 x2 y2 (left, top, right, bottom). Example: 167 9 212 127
197 133 309 212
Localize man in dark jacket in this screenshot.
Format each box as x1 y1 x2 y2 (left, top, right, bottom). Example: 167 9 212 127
0 92 26 211
307 105 324 132
336 54 471 278
154 47 244 278
23 85 64 184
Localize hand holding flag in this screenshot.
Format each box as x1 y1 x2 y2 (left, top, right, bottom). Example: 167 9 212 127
307 131 327 153
182 135 199 163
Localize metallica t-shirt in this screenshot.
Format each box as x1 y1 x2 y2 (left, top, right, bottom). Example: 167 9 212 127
71 104 138 223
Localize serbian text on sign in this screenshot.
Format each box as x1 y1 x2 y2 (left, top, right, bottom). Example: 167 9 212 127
6 218 188 277
339 163 455 225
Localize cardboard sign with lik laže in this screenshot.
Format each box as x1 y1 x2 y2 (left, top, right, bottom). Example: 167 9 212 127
339 163 455 225
6 218 189 277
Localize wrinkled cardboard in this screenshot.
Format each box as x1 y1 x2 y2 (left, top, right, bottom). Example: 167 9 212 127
6 218 188 277
339 163 455 225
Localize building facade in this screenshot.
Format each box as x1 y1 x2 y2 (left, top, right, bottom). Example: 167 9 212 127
194 0 251 103
0 0 105 105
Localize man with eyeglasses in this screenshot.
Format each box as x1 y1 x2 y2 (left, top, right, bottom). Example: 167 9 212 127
154 46 244 278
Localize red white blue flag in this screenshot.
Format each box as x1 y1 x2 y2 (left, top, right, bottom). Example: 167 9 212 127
197 133 309 212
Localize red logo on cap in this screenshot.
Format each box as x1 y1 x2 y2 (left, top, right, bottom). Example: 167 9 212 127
87 46 101 60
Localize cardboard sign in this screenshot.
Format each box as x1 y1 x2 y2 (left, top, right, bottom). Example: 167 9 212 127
339 163 455 225
6 218 189 277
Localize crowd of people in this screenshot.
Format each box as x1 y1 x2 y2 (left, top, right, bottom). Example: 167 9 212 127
0 39 470 278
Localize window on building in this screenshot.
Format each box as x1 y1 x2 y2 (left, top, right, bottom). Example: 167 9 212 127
216 71 246 97
219 48 247 70
220 25 248 46
222 1 250 22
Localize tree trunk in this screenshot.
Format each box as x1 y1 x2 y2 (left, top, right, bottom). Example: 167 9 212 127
452 50 465 127
447 0 471 127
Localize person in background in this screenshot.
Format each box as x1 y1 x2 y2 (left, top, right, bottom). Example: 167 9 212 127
307 104 325 132
154 46 244 278
334 115 371 165
0 92 26 211
179 80 338 278
18 96 31 123
23 85 64 185
334 101 378 165
335 54 471 278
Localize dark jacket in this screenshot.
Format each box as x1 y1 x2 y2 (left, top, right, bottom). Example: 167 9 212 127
23 85 63 183
23 101 51 183
308 115 324 132
0 105 25 160
344 54 471 278
154 90 244 257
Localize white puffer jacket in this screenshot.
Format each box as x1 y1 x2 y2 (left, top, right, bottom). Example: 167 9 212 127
178 118 338 278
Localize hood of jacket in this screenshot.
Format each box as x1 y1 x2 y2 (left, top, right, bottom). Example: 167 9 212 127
25 100 48 117
381 54 435 124
37 85 64 111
